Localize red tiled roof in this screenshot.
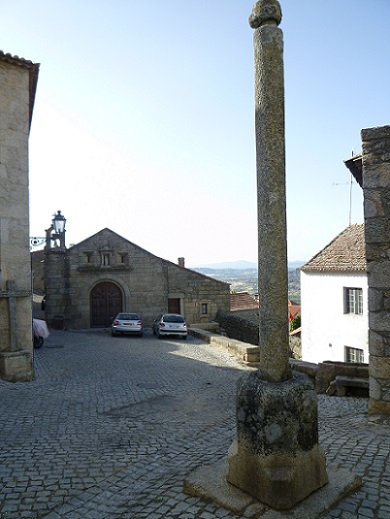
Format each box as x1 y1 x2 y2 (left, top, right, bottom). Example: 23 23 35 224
289 304 300 320
300 224 366 273
230 292 259 311
230 294 301 317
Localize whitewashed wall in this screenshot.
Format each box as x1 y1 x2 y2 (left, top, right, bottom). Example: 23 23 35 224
301 271 368 364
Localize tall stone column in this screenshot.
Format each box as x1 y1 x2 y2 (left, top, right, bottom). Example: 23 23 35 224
252 0 291 383
226 1 328 509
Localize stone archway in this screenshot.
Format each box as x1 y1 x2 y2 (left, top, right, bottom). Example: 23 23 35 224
90 282 122 327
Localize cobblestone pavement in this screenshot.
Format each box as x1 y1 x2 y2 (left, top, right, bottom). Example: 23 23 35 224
0 330 389 519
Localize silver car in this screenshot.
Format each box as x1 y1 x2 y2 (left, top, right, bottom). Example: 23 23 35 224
111 313 143 336
153 313 188 340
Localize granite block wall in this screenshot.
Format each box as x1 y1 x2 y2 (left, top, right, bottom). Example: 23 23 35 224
362 125 390 418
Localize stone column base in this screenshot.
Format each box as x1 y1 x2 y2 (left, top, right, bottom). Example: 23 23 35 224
228 440 328 510
0 350 33 382
227 371 328 510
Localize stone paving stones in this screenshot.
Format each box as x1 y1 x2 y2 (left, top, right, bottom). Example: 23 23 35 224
0 329 389 518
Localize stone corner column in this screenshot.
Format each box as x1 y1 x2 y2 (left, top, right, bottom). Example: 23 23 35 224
361 125 390 421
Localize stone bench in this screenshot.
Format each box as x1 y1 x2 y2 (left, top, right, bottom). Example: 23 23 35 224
327 375 369 397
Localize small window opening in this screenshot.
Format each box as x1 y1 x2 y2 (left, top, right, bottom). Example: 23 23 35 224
345 346 364 363
344 288 363 315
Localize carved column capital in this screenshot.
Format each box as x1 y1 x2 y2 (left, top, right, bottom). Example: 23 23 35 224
249 0 282 29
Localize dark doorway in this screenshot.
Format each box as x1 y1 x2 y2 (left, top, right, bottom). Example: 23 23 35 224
90 282 122 327
168 298 181 314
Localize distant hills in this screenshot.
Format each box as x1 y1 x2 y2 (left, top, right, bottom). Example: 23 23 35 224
189 260 305 270
189 260 303 302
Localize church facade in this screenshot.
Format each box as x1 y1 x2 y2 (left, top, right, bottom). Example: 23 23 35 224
44 228 230 329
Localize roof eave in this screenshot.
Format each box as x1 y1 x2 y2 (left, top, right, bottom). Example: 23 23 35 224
300 267 367 273
0 51 40 131
344 154 363 188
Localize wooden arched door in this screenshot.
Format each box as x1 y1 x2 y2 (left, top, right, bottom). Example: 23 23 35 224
90 282 122 327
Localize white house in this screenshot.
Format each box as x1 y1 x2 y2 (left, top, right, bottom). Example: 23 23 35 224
300 224 368 364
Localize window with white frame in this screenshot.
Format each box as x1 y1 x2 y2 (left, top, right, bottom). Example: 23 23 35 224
344 287 363 315
345 346 364 363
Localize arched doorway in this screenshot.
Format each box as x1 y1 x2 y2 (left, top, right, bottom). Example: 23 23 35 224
90 282 122 327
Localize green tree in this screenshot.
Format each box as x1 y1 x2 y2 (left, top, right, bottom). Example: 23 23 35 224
290 315 301 331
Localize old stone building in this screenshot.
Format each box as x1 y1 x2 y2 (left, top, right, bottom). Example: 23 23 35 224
44 228 230 329
0 51 39 381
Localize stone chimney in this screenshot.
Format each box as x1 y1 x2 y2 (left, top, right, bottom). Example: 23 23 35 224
178 257 185 268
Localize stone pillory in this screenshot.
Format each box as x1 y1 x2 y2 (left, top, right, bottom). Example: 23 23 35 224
226 1 328 509
249 0 282 28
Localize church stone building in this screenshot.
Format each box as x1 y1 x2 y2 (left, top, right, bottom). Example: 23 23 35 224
44 228 230 329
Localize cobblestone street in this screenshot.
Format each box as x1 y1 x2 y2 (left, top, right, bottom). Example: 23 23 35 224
0 330 389 518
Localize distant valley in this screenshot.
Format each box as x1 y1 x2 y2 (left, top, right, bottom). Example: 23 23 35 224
190 260 305 271
191 261 304 304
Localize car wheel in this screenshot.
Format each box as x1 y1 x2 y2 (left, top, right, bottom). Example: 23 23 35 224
157 332 163 340
34 336 44 349
182 335 187 340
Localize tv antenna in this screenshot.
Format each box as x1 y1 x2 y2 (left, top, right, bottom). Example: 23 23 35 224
332 149 356 226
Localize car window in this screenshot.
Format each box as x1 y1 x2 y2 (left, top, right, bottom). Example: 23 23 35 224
118 313 139 320
163 314 184 323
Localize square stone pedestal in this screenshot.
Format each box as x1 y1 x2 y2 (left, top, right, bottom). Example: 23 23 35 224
227 371 328 510
184 459 362 518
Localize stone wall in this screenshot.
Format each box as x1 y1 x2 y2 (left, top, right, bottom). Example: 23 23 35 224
0 54 39 381
289 335 302 360
361 125 390 418
166 263 230 326
216 310 301 360
230 308 259 323
216 311 258 345
31 249 45 293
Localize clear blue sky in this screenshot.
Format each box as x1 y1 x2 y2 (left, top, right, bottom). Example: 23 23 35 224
3 1 389 265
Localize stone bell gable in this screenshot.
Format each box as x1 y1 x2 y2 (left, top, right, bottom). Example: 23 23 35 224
44 228 230 329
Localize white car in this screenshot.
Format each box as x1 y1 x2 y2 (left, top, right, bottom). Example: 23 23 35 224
153 314 188 340
111 313 143 337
